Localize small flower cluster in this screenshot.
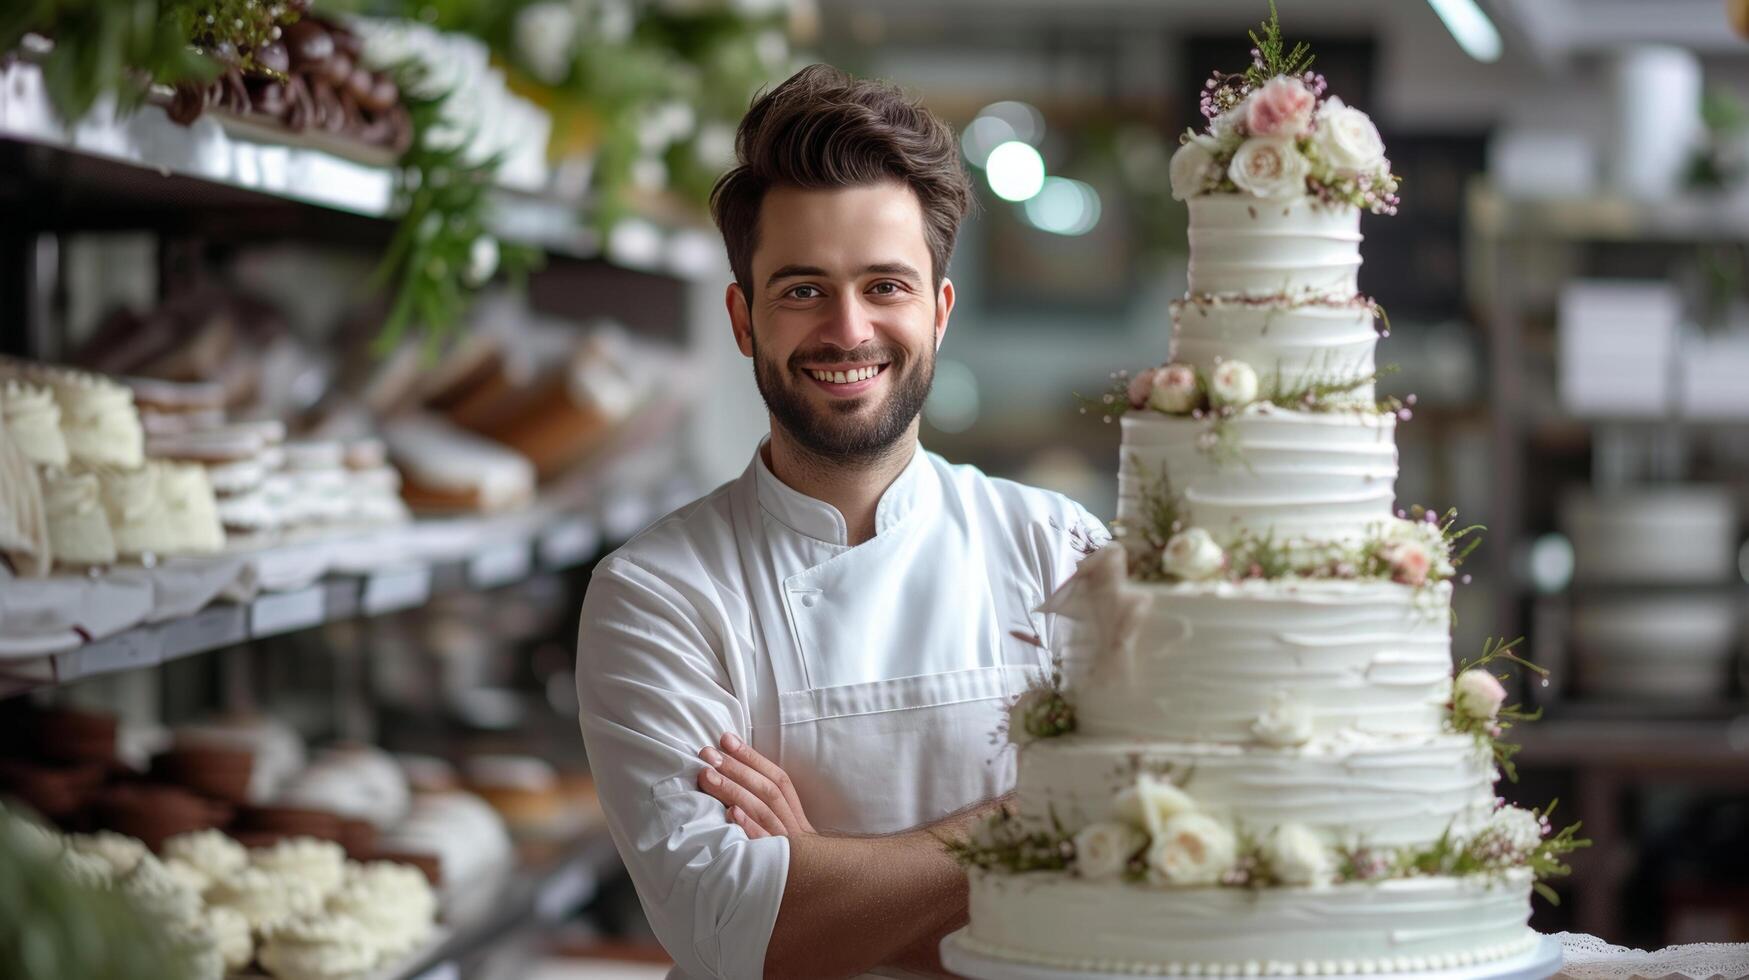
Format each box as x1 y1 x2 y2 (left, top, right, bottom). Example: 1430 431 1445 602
1125 506 1481 593
1078 358 1388 427
1448 636 1549 782
1006 679 1077 746
952 780 1587 898
1172 8 1398 215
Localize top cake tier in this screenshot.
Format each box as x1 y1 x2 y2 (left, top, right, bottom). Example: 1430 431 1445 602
1187 197 1362 301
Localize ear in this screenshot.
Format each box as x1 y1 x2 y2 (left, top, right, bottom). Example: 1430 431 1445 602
933 278 955 351
726 283 754 358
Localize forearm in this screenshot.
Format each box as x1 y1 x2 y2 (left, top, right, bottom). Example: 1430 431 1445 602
762 798 1006 980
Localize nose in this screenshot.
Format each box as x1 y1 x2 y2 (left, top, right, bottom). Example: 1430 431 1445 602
815 288 878 351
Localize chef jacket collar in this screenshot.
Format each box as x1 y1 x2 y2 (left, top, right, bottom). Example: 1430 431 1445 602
752 437 929 546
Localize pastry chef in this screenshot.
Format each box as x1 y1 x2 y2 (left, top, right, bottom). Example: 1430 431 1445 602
575 64 1102 980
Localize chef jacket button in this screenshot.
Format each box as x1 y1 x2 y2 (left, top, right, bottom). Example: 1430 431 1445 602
801 593 817 608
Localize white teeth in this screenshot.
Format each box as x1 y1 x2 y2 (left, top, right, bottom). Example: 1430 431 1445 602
809 365 884 384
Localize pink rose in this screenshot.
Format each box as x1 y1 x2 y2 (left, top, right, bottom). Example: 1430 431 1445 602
1383 540 1431 586
1245 76 1315 138
1454 668 1508 723
1127 367 1161 409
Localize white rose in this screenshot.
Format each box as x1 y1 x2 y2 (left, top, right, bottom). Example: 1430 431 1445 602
1313 96 1386 177
1168 138 1219 202
1251 693 1313 747
1073 821 1147 880
465 236 499 286
514 2 578 84
1147 812 1237 886
1227 135 1309 199
1147 363 1200 414
1209 359 1259 408
1113 772 1196 837
1263 823 1332 886
1161 528 1225 581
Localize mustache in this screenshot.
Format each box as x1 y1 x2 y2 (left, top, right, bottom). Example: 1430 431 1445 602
788 344 904 369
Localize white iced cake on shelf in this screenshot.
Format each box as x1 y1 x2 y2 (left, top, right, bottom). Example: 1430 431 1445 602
953 17 1581 978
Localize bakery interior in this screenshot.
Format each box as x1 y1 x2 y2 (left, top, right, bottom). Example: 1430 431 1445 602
2 0 1749 976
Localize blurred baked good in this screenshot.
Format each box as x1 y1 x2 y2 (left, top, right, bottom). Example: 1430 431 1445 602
376 789 512 891
88 461 225 557
383 413 534 513
251 836 348 898
465 754 564 834
91 784 230 850
276 744 410 831
257 912 380 980
208 865 327 932
162 828 250 882
39 467 118 566
0 420 49 576
325 860 437 959
2 379 69 467
157 743 256 804
174 715 306 802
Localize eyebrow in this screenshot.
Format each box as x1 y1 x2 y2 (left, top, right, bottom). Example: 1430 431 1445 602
765 262 924 289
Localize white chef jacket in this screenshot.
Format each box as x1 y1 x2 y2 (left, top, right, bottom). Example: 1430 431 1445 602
574 440 1103 980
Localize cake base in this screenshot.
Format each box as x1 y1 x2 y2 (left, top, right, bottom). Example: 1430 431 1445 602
942 930 1561 980
959 871 1539 978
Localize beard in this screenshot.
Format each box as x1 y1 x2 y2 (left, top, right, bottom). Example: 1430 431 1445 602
750 328 935 466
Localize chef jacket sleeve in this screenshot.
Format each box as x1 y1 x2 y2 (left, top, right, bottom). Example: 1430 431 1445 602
575 553 789 980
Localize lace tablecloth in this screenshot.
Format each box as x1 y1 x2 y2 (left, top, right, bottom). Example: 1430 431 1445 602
1553 933 1749 980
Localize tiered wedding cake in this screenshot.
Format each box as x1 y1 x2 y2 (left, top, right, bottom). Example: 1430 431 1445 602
951 15 1581 978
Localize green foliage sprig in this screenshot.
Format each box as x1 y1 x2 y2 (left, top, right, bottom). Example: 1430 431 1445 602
2 0 217 121
371 58 539 357
1451 636 1548 782
944 806 1075 874
1243 0 1314 90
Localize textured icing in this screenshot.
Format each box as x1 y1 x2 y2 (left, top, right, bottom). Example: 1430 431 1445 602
966 871 1536 974
1170 300 1380 404
1068 579 1453 742
1014 732 1495 848
2 380 70 467
40 467 117 565
1118 409 1397 545
1187 197 1362 300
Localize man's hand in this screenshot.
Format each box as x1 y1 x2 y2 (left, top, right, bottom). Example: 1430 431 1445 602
696 732 816 838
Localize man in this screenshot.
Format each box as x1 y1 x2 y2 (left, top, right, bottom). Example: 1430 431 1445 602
575 64 1102 980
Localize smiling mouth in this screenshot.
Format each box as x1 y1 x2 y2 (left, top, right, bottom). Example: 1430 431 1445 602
802 363 889 385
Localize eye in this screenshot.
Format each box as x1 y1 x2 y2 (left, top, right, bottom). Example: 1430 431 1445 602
869 280 903 296
786 284 823 300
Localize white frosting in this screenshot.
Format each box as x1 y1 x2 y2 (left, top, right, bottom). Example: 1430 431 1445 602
965 870 1536 974
2 379 70 467
1014 732 1496 849
205 905 255 971
88 461 224 557
1068 579 1453 743
257 914 382 980
1170 299 1380 404
251 837 348 898
64 830 148 875
40 467 116 565
120 855 204 930
163 829 249 881
29 367 145 468
379 790 513 890
208 866 327 931
326 861 437 957
1187 197 1363 300
1118 409 1397 545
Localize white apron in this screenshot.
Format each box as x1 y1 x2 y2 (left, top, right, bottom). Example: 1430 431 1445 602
728 464 1052 837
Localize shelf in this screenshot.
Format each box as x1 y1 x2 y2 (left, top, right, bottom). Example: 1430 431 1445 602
391 828 623 980
1516 716 1749 773
0 61 722 280
0 475 691 694
1469 183 1749 244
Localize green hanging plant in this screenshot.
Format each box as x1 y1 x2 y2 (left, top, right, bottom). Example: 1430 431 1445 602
2 0 218 122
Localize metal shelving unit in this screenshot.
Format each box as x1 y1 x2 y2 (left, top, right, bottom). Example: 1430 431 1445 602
1468 178 1749 942
0 70 717 973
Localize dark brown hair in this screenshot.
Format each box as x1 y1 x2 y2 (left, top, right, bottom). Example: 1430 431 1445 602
710 64 975 297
